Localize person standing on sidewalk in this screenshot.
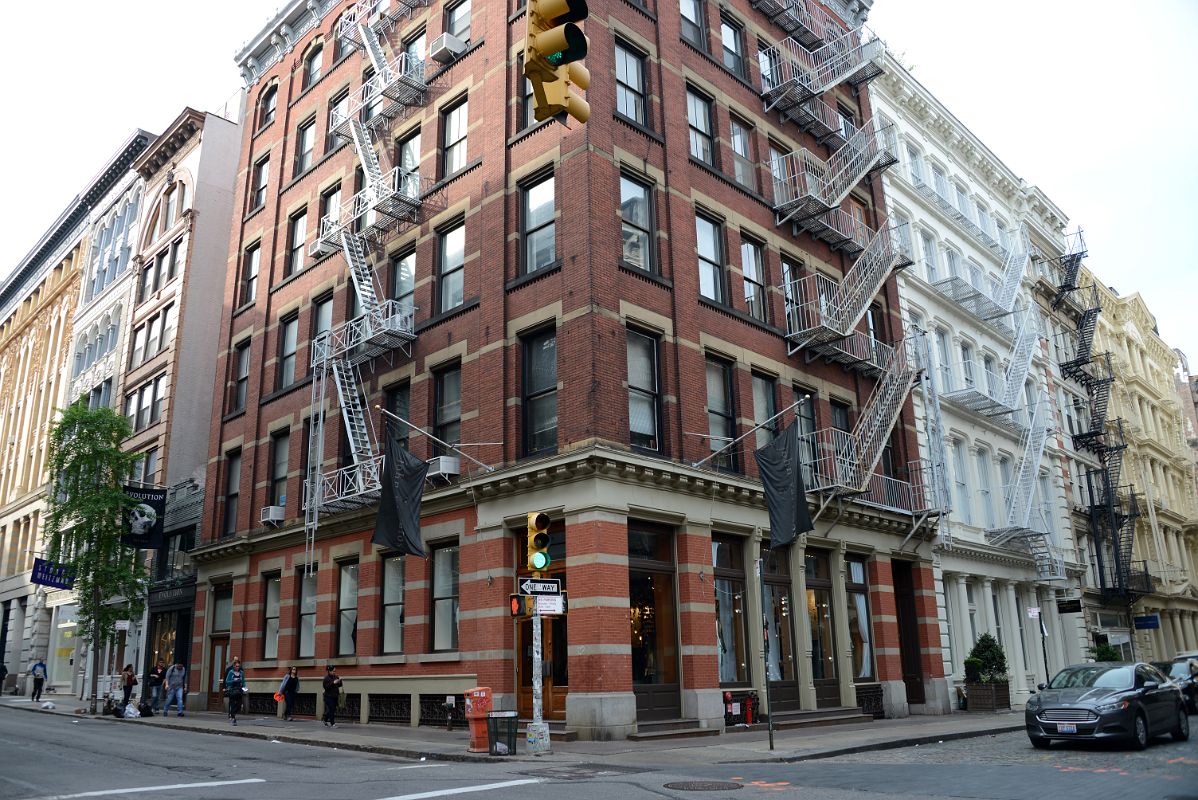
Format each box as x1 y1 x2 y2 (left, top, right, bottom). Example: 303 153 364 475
278 666 300 721
30 658 47 702
163 661 187 717
224 658 246 726
120 664 137 707
321 665 342 728
146 660 166 713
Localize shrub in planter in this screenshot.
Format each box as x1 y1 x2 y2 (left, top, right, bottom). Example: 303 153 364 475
968 633 1008 683
964 633 1010 712
963 657 983 684
1088 643 1122 662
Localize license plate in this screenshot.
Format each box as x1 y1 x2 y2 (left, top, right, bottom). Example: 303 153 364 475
1056 723 1077 734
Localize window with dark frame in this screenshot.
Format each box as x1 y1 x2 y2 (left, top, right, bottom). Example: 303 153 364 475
729 117 756 191
251 157 270 209
720 17 745 76
320 183 342 230
627 328 661 451
830 399 851 432
445 0 471 41
522 327 558 455
686 89 714 165
680 0 706 49
327 92 349 153
431 544 460 651
338 561 359 656
795 385 817 487
285 208 307 277
239 244 260 307
741 236 767 321
518 55 536 130
396 131 421 197
752 372 779 449
620 174 654 272
303 44 323 89
441 99 468 176
278 315 299 388
361 67 383 122
614 41 646 125
232 340 251 412
438 222 465 313
522 174 556 274
269 429 290 508
222 449 241 536
385 382 411 449
295 119 316 175
712 534 749 684
381 554 405 653
259 86 278 128
846 557 875 681
434 364 462 456
392 251 415 315
706 356 737 471
263 575 281 659
298 569 317 658
695 212 725 303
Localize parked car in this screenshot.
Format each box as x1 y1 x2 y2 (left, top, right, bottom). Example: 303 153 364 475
1152 658 1198 714
1026 662 1189 750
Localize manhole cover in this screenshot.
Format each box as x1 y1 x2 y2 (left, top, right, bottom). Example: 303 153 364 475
663 781 743 791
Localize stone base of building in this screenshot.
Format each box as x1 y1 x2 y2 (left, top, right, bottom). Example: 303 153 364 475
910 677 952 715
682 687 725 731
566 691 637 740
880 680 910 718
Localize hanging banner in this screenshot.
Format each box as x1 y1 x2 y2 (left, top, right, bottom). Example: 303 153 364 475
122 485 167 550
31 558 75 590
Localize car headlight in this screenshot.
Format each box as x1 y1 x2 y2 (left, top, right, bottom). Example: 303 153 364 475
1026 695 1042 711
1094 699 1130 714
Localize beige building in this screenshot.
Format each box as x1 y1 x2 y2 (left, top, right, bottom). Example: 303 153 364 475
0 132 152 696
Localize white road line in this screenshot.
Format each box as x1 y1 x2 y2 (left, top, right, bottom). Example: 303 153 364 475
375 778 541 800
23 778 266 800
383 764 449 771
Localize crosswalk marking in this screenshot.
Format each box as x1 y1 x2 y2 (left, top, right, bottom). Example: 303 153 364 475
375 778 541 800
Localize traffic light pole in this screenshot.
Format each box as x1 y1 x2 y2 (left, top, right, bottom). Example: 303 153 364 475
527 605 551 753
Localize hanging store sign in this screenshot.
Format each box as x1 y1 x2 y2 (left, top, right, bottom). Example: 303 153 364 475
1132 614 1160 630
1055 598 1083 614
31 558 75 590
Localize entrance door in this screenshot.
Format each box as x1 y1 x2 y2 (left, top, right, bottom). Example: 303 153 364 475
516 530 568 720
762 546 800 712
805 550 840 708
207 636 228 712
893 560 926 704
629 521 681 722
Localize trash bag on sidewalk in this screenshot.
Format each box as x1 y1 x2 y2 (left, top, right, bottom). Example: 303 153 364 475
123 703 141 719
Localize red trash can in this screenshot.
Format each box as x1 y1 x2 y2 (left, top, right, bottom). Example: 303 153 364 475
464 687 492 753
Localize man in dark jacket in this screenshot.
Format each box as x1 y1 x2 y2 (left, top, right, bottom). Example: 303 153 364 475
146 660 166 712
321 665 343 728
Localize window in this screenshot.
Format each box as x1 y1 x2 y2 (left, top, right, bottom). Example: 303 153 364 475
338 562 359 656
768 143 789 204
795 385 817 487
695 213 724 303
396 131 421 197
125 374 169 432
385 382 411 449
945 247 961 278
223 450 241 536
263 576 281 660
434 365 462 455
960 342 975 387
298 570 317 658
846 558 874 680
259 86 277 128
758 43 779 91
438 222 465 313
278 315 299 388
614 42 646 125
404 30 427 71
442 99 468 176
920 231 938 282
129 446 159 485
932 165 948 198
905 144 924 183
295 119 316 175
954 184 971 219
303 44 323 89
239 244 260 307
269 430 290 507
620 175 654 272
130 325 146 368
837 106 856 140
712 535 749 684
976 449 995 529
752 373 778 449
952 439 972 524
686 90 714 165
680 0 706 49
445 0 471 41
232 340 250 412
392 251 415 316
251 157 270 209
522 174 556 273
720 17 744 76
741 237 766 321
830 400 851 432
976 203 993 235
168 239 185 281
382 555 405 653
729 117 755 190
327 92 349 153
431 544 460 651
627 329 661 451
523 328 557 455
519 55 536 129
361 67 383 122
285 208 307 277
706 356 736 471
320 183 342 231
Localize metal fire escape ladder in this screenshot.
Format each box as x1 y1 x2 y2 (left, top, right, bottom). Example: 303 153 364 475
760 27 886 120
1072 353 1114 453
1061 284 1101 382
1050 229 1088 310
987 388 1052 546
331 359 375 466
998 304 1040 410
990 224 1030 317
850 334 920 488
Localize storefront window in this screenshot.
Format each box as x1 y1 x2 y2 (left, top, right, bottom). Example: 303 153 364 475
50 604 79 684
629 525 678 688
762 546 796 683
712 535 748 685
846 557 874 681
805 550 836 681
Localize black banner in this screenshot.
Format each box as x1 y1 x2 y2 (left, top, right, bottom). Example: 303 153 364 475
372 420 428 557
122 485 166 550
754 420 814 549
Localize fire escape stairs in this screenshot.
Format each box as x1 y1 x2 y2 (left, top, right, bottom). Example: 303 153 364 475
750 0 838 50
986 388 1052 547
1050 229 1088 310
1060 285 1101 382
940 303 1039 421
760 26 887 124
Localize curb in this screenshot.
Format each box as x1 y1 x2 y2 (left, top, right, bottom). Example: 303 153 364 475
727 723 1026 764
0 703 500 764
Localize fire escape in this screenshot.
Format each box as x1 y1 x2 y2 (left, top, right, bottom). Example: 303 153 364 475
303 0 441 564
940 303 1040 426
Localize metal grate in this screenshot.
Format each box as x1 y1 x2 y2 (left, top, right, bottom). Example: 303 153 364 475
419 693 467 728
855 683 885 719
1040 708 1098 722
369 693 412 724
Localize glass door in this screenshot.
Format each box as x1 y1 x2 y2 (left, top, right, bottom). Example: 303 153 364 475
805 550 839 707
762 546 800 712
629 523 680 721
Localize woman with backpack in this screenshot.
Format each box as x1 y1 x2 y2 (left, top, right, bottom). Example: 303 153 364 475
277 666 300 721
224 658 246 726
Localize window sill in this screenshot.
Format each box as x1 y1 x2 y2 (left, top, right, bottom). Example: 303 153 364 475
622 0 656 21
698 295 784 337
505 261 562 292
243 204 266 224
415 296 480 333
259 374 313 406
613 113 663 144
231 301 256 320
222 409 246 424
618 260 671 289
680 37 760 97
688 156 771 209
416 652 461 663
431 157 483 193
251 119 276 142
427 38 485 84
508 119 555 147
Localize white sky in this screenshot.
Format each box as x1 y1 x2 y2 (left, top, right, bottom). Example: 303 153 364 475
3 0 1196 366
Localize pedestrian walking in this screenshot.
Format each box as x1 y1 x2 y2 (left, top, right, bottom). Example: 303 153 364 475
224 658 246 725
30 658 47 702
321 665 342 728
163 661 187 717
278 666 300 721
1 662 8 694
120 664 137 707
146 660 166 712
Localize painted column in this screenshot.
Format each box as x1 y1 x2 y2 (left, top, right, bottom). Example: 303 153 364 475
830 543 856 708
1040 587 1064 676
1185 611 1197 650
948 574 970 680
1003 583 1029 696
743 531 766 701
789 537 817 711
1171 611 1187 657
868 554 907 718
978 578 995 637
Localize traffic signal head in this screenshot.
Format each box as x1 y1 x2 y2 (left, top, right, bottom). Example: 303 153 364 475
524 0 590 126
527 511 551 572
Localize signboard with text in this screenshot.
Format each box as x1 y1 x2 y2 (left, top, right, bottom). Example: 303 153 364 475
31 558 75 590
1132 614 1160 630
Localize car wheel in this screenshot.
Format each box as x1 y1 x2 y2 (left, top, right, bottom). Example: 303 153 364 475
1030 737 1051 750
1174 706 1191 742
1131 713 1149 751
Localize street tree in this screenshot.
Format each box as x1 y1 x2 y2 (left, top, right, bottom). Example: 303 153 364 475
44 399 145 715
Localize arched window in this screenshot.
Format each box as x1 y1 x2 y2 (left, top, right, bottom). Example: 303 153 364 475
303 44 324 89
259 85 278 128
333 14 354 61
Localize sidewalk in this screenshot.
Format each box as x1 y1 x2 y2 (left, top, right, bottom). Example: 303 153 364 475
0 695 1023 765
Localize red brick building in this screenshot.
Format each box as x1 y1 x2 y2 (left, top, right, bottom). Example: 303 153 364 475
189 0 950 739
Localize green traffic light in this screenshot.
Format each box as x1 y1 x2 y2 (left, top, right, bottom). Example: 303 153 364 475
530 551 550 570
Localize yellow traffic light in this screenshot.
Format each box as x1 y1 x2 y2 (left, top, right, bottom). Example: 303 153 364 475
524 0 590 126
527 511 551 572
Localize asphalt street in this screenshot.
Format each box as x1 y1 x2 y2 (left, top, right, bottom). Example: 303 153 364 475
1 708 1195 800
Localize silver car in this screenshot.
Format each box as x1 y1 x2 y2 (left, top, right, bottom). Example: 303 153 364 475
1026 662 1190 750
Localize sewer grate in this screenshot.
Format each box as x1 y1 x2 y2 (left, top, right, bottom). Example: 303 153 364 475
663 781 743 791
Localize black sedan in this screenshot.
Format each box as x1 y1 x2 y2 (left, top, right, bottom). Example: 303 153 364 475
1152 659 1198 713
1026 662 1189 750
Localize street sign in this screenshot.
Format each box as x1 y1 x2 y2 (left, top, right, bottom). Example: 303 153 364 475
536 595 565 615
1132 613 1160 630
1027 606 1040 619
1056 598 1082 614
510 592 569 617
114 620 131 631
520 577 561 595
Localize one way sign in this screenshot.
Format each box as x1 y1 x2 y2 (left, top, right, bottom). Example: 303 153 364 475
520 578 561 595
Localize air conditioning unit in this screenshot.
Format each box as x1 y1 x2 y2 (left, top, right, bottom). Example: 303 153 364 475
309 239 335 258
426 455 461 480
430 32 466 64
260 505 285 526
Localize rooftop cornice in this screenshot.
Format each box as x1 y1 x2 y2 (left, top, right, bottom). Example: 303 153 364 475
135 108 206 180
234 0 338 87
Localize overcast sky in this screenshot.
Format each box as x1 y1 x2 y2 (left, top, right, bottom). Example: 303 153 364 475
2 0 1195 366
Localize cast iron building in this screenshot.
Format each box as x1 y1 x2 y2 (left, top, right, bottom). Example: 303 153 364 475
191 0 951 738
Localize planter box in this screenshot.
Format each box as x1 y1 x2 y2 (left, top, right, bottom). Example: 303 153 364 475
966 681 1010 712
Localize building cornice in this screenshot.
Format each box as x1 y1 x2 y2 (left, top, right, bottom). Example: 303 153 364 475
135 108 206 181
234 0 339 87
